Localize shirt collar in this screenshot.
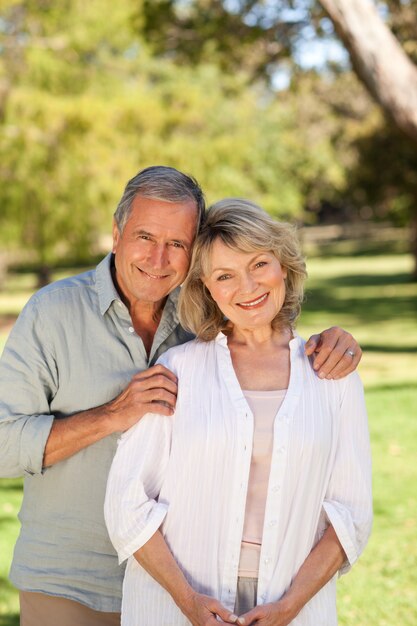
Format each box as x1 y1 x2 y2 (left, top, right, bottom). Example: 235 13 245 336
215 329 302 351
96 253 121 316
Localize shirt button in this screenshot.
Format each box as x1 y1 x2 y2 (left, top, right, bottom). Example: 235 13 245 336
264 557 271 565
272 484 280 493
269 519 277 526
128 326 135 333
277 446 285 453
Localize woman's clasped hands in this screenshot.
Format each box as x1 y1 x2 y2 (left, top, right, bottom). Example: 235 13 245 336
184 592 295 626
237 600 296 626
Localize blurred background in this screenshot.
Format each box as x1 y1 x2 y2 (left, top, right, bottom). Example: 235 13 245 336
0 1 416 625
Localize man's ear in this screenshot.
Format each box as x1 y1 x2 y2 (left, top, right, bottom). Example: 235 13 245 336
112 218 120 253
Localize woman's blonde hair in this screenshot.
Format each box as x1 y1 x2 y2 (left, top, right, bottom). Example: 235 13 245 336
178 198 307 341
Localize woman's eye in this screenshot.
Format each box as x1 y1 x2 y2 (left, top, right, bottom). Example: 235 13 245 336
217 274 231 281
255 261 267 268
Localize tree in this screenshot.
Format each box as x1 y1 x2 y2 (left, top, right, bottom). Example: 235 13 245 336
140 1 417 141
319 0 417 277
139 0 417 277
1 0 344 283
319 0 417 143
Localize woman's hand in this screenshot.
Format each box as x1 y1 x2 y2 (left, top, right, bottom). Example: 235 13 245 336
132 531 238 626
237 599 298 626
236 599 294 626
182 591 239 626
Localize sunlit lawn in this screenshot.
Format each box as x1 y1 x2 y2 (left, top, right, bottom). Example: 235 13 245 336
0 252 416 625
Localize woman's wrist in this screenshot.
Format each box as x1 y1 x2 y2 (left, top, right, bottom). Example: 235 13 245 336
173 583 198 616
274 593 302 624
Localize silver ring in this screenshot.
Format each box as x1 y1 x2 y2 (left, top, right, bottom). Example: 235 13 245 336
346 349 355 358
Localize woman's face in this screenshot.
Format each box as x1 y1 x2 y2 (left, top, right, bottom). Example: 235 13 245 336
203 239 287 331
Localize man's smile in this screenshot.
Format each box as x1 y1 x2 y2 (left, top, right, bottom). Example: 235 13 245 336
138 268 171 280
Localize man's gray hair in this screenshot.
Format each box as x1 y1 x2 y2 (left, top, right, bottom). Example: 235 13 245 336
114 165 205 232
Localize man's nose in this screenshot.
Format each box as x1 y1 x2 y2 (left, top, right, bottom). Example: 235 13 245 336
148 243 168 268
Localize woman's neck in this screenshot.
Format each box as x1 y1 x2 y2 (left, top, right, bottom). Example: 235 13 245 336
227 323 292 351
226 324 292 391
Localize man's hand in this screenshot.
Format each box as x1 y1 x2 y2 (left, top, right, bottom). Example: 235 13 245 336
304 326 362 380
43 364 177 467
106 364 178 431
182 591 239 626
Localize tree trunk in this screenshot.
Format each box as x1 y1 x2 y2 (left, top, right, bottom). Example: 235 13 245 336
319 0 417 143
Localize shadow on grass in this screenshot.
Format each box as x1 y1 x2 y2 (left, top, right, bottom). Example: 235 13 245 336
360 344 417 354
304 283 417 322
0 480 23 492
0 574 19 626
320 272 415 288
306 238 409 259
0 614 19 626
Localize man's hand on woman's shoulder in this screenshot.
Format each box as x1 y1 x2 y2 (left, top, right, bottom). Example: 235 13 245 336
304 326 362 380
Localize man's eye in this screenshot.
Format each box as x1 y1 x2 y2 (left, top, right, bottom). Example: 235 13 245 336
171 242 184 249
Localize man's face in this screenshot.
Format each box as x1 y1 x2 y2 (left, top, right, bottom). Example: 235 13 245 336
112 195 198 309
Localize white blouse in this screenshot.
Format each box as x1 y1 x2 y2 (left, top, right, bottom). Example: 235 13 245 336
105 334 372 626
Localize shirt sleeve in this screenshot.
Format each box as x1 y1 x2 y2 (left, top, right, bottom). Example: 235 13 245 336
0 297 57 477
104 410 173 564
322 372 373 576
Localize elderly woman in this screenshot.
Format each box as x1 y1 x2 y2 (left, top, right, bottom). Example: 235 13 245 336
105 199 372 626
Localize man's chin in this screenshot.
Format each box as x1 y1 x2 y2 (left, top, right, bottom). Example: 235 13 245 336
134 283 177 305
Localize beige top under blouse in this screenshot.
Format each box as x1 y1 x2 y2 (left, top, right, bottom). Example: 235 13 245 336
238 389 287 578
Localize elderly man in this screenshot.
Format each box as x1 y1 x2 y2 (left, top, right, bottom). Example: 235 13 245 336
0 166 361 626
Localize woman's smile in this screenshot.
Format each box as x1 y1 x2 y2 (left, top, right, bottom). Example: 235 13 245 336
237 292 269 308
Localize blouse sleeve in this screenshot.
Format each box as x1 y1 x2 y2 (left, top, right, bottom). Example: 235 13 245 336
322 371 373 576
104 408 173 564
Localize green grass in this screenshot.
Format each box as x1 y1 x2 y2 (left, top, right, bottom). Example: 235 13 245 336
336 384 417 625
1 252 416 625
0 480 22 625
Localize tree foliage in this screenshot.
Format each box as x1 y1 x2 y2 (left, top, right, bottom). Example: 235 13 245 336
0 0 345 281
138 0 417 276
1 0 416 280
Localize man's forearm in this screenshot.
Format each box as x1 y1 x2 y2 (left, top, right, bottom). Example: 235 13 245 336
43 364 179 467
42 404 116 467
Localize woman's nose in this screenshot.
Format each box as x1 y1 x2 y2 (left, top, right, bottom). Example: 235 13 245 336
239 271 257 294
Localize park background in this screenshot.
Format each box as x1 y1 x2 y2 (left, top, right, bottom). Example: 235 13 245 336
0 1 416 624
